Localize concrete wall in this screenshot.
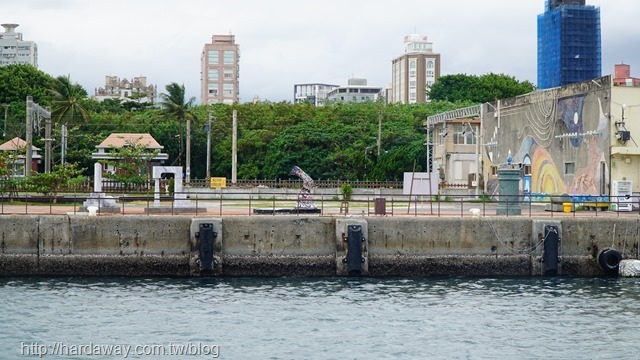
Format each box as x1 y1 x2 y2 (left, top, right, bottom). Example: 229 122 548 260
1 215 638 277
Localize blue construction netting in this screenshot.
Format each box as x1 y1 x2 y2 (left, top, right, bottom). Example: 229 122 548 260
537 0 601 89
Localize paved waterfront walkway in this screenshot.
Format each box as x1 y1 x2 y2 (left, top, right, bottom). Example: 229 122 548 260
1 200 637 218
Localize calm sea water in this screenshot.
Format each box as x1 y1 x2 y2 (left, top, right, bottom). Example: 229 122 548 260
1 276 639 359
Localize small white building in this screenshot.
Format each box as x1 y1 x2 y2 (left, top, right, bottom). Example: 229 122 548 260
91 133 168 176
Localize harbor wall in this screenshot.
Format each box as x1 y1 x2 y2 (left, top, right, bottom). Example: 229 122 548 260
1 215 636 277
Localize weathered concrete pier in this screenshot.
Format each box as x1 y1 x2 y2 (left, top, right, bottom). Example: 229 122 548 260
0 215 637 277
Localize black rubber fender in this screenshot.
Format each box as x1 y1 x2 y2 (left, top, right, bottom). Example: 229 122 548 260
597 248 622 274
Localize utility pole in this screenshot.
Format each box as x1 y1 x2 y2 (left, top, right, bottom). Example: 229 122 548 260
25 98 33 177
44 107 52 173
377 110 382 157
232 109 237 185
61 124 67 165
475 124 480 197
206 109 212 180
186 117 191 184
25 96 52 176
2 103 8 140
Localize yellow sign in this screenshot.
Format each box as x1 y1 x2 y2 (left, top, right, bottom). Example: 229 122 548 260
210 177 227 188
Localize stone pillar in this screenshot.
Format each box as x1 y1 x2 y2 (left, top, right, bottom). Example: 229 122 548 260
93 163 103 193
496 168 522 215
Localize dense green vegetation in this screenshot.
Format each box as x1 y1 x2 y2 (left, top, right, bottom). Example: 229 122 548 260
428 73 535 103
0 64 534 183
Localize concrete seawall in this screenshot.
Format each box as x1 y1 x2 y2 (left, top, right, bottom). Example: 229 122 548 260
1 215 637 277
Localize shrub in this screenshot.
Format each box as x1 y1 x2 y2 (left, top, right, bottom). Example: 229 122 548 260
340 183 353 201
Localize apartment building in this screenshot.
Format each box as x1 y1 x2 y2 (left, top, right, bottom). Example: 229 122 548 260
93 76 157 104
201 34 240 105
390 34 440 104
293 83 339 106
0 23 37 68
326 78 382 104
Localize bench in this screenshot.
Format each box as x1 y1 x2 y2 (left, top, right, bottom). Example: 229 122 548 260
583 202 609 211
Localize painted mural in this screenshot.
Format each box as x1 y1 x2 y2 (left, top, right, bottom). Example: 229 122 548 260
484 80 611 201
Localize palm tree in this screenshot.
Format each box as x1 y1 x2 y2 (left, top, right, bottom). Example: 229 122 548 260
159 82 196 181
49 74 90 126
48 75 90 166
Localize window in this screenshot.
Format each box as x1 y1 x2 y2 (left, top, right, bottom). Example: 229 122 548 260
565 162 575 175
409 80 416 88
208 50 219 63
223 83 234 96
409 60 416 69
223 68 234 79
427 60 434 69
208 69 218 80
523 165 532 175
453 125 476 145
491 166 498 176
223 50 234 64
426 70 434 77
409 70 416 77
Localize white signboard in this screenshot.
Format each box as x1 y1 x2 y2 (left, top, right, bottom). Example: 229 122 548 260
403 172 438 196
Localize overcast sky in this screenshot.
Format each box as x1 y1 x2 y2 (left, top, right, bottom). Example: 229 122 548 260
5 0 640 104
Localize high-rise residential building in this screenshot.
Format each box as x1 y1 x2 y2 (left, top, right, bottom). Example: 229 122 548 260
0 23 37 68
390 34 440 104
293 83 339 106
613 63 640 87
537 0 601 89
94 76 157 104
200 34 240 105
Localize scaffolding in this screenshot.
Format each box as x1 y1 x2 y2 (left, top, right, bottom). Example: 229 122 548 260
537 0 601 89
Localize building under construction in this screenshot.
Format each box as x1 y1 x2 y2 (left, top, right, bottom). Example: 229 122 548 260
537 0 601 89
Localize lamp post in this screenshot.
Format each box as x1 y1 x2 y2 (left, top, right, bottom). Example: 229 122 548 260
2 103 8 140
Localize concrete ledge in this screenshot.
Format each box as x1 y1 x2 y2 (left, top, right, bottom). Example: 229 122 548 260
0 215 633 277
0 254 191 276
221 255 335 276
368 255 533 276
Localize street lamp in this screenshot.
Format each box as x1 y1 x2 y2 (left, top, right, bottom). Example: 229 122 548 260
2 103 8 140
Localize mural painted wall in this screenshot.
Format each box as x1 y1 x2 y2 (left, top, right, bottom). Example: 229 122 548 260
483 76 611 200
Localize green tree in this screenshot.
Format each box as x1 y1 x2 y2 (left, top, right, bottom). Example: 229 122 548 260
49 75 90 126
159 82 196 166
22 163 86 200
0 64 55 140
428 73 535 103
48 75 91 167
0 150 20 196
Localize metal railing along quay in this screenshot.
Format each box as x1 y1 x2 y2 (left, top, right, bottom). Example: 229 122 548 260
1 191 639 218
